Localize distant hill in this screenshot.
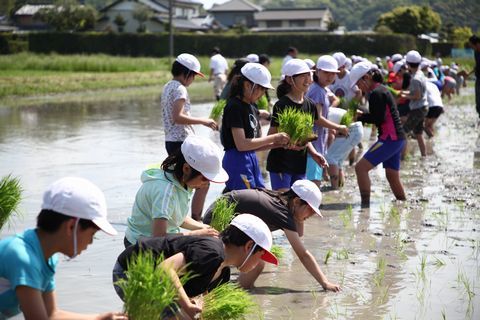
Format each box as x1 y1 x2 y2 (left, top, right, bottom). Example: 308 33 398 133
251 0 479 32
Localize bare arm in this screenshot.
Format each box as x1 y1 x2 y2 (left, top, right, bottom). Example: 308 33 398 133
172 99 217 130
153 217 218 237
314 103 349 135
231 127 289 152
284 230 340 292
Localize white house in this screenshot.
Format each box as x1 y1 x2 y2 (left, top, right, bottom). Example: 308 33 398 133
253 8 333 32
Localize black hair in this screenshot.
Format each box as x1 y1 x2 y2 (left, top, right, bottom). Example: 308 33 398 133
171 61 193 79
287 46 297 54
161 148 202 183
370 69 384 83
276 73 305 99
229 74 253 99
212 46 221 54
469 35 479 44
220 224 263 253
259 54 270 65
407 62 420 69
227 58 249 82
37 209 98 233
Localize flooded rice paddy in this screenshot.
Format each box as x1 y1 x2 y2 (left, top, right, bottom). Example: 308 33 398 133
0 88 479 319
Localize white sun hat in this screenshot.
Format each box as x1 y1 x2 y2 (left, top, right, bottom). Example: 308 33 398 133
291 180 323 217
246 53 259 63
405 50 422 64
230 213 278 265
304 58 316 69
391 53 403 63
42 177 117 235
393 60 405 74
181 135 229 183
176 53 205 78
332 52 347 68
241 63 274 89
316 55 340 73
349 61 373 88
282 59 312 77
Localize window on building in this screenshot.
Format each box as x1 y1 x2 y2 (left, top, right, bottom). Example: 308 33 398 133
289 20 305 27
266 20 281 28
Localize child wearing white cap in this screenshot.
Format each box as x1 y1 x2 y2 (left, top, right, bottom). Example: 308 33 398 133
114 214 277 319
0 177 125 319
305 55 349 187
202 179 340 292
266 59 328 190
221 63 290 192
124 135 229 247
330 52 362 102
209 47 229 101
162 53 219 220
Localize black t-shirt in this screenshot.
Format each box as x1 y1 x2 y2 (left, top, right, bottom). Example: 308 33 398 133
266 96 318 174
204 189 297 232
402 72 411 90
358 85 406 140
221 96 261 150
475 50 480 78
117 235 230 297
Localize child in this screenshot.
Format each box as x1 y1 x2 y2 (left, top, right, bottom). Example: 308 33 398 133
266 59 328 191
306 55 349 187
350 62 407 207
124 135 228 247
113 214 277 320
221 63 289 192
161 53 218 220
202 180 340 291
0 177 125 319
424 80 444 138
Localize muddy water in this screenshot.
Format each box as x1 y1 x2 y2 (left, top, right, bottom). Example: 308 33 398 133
1 90 479 320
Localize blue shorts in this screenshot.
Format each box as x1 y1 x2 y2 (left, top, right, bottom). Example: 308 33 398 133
223 149 265 191
269 172 305 190
363 138 406 171
306 154 324 181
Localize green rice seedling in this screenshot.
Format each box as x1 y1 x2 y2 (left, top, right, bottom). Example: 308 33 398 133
389 206 401 224
418 254 427 280
210 197 236 232
339 205 353 227
115 251 183 320
256 94 269 111
336 248 349 260
0 174 23 231
433 256 446 268
340 100 358 127
209 99 227 121
373 257 386 287
457 268 475 302
201 282 257 320
324 249 333 265
270 244 284 260
276 107 316 146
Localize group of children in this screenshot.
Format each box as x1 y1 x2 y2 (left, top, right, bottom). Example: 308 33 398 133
1 46 456 319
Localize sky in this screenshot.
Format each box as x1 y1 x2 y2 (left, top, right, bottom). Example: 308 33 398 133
198 0 229 10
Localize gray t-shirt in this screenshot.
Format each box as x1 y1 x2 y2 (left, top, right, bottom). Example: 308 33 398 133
408 70 428 110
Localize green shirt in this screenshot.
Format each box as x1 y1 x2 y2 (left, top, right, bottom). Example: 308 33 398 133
125 169 193 244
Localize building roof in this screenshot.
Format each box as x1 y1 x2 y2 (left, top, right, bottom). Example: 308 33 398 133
14 4 54 16
208 0 262 12
100 0 168 13
155 16 208 30
255 8 329 21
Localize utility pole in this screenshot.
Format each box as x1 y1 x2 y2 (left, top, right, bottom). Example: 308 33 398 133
169 0 174 62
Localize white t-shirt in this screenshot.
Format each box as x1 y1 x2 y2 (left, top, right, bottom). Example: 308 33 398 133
210 54 228 75
161 80 194 142
330 70 358 101
282 55 293 68
426 81 443 108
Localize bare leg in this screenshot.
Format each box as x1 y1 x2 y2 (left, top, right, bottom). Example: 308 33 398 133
191 184 209 221
355 158 374 207
401 138 408 160
416 133 426 157
238 261 265 289
385 168 406 200
328 165 340 189
424 118 434 138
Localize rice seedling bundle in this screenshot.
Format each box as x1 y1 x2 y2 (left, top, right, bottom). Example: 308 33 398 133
340 100 359 127
0 175 23 231
115 251 181 320
277 107 316 146
270 244 284 259
210 99 227 121
256 94 269 111
210 197 236 232
201 283 257 320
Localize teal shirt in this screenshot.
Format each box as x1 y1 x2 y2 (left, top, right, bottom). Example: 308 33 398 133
125 169 193 244
0 229 58 318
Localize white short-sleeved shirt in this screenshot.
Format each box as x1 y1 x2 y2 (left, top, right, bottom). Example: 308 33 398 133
426 81 443 108
330 71 359 101
161 80 194 142
210 54 228 75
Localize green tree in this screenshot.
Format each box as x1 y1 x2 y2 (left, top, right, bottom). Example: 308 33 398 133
451 26 473 48
132 6 151 33
34 0 97 32
375 5 441 36
327 20 340 32
113 14 126 32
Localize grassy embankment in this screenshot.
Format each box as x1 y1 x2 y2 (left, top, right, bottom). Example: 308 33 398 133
0 53 474 107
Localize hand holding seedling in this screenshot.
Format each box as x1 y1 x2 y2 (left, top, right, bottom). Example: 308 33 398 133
187 227 219 237
273 132 290 145
311 152 329 168
203 119 218 131
337 125 349 137
184 299 202 320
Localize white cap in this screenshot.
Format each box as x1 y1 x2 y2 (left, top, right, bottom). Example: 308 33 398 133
376 57 382 62
181 135 229 183
241 63 274 89
304 58 315 69
393 60 404 74
282 59 312 77
327 107 347 125
391 53 403 63
41 177 117 235
291 180 323 217
175 53 205 78
349 61 372 88
230 214 278 265
333 52 347 68
246 53 259 63
405 50 422 64
420 59 430 70
345 57 352 71
316 55 340 73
